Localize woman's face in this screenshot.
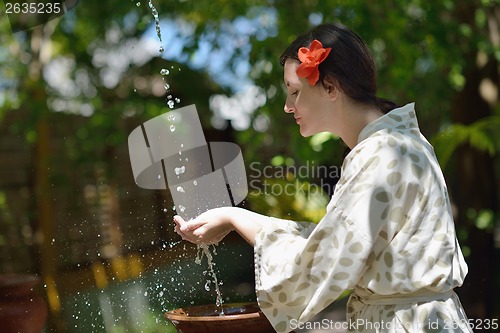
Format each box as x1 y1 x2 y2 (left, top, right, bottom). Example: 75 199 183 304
283 59 336 137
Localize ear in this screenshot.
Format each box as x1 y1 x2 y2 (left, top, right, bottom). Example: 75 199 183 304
322 77 340 101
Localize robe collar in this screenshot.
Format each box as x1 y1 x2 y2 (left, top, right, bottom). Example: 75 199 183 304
357 102 418 144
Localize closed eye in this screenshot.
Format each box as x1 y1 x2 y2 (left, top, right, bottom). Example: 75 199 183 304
291 91 298 96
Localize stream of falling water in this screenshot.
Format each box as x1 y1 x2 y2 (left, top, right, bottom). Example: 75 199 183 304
147 0 164 53
146 0 224 316
196 245 225 315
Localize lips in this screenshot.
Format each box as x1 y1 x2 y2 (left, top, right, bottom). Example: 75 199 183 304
294 116 301 124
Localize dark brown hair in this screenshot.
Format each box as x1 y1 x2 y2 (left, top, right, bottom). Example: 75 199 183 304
280 23 397 113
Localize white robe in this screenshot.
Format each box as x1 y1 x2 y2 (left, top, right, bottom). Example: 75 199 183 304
254 103 471 332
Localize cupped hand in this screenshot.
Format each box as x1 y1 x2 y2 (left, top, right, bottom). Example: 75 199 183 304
173 207 234 245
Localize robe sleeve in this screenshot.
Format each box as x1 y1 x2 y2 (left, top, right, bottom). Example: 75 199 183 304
253 138 406 333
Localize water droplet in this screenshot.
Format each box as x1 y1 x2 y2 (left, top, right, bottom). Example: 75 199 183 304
136 2 140 6
174 166 185 175
157 175 161 179
160 69 170 75
164 83 170 90
193 180 197 186
159 46 164 53
180 144 184 148
179 205 186 213
204 280 211 291
167 95 172 99
170 125 175 132
167 100 175 109
167 114 175 121
176 186 185 193
163 208 167 212
178 150 182 155
133 88 137 92
175 98 181 103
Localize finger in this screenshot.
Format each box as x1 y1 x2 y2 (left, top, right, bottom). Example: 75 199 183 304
180 219 207 232
176 223 205 243
173 221 191 240
176 228 201 244
173 215 185 227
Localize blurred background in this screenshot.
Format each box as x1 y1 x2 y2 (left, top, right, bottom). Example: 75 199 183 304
0 0 499 332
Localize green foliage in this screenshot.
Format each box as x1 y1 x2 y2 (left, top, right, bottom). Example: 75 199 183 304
467 208 496 231
0 0 497 232
2 0 497 169
432 116 500 168
248 176 330 223
0 0 497 231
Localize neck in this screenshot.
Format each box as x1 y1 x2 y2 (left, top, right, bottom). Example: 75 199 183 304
337 99 384 149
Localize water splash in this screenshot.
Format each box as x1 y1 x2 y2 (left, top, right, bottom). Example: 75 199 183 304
195 245 224 315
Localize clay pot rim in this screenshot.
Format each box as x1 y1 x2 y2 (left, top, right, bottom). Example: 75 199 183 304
165 302 264 322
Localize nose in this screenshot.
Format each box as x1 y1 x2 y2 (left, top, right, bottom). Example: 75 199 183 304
284 98 294 113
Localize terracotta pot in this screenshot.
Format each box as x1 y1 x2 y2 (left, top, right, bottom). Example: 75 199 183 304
0 274 48 333
165 302 277 333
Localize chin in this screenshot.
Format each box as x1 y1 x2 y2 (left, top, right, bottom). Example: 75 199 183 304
299 126 319 138
299 129 314 138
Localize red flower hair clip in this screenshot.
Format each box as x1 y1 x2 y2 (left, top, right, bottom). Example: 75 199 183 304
296 39 332 86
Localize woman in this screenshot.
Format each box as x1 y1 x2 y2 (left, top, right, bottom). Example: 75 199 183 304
174 23 471 333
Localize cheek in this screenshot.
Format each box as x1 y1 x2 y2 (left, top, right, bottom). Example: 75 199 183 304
295 93 311 113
